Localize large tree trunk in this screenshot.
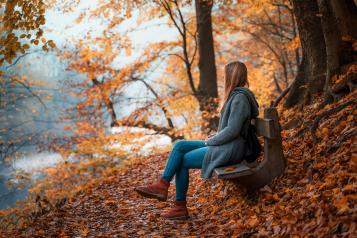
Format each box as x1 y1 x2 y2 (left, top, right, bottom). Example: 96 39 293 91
330 0 357 39
287 0 327 106
195 0 219 132
195 0 218 98
317 0 342 102
317 0 356 103
286 0 356 108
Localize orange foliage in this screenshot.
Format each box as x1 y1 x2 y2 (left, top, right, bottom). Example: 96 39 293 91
1 90 356 236
0 0 56 65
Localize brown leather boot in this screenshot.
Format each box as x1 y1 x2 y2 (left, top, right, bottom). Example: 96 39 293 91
134 178 170 201
160 201 189 220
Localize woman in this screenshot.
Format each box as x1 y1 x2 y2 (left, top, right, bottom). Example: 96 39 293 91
135 61 259 220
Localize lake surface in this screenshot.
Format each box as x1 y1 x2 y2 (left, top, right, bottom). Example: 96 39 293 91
0 131 171 210
0 152 63 210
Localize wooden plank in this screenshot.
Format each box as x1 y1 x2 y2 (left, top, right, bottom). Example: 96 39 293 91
264 108 286 172
251 118 276 139
214 163 253 179
233 107 287 190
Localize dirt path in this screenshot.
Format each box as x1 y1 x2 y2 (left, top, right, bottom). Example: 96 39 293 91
11 153 247 237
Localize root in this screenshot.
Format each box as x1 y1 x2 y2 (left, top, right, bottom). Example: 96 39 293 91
331 63 357 99
325 127 357 154
310 99 357 144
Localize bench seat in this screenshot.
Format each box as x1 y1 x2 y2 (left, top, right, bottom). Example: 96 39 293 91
214 164 253 179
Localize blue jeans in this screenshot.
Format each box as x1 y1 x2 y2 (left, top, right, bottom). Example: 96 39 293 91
161 139 208 201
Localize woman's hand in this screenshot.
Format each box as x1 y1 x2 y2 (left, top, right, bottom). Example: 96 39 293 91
204 132 216 146
208 132 216 138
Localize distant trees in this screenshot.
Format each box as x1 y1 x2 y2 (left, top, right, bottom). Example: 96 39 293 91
2 0 355 151
65 0 221 139
215 0 299 105
0 53 50 162
0 1 57 161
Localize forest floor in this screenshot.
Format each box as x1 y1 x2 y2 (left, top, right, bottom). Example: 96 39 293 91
0 90 356 237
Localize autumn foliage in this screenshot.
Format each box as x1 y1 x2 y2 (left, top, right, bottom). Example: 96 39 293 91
0 87 356 237
0 0 356 237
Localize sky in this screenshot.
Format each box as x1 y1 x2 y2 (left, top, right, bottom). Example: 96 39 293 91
44 1 178 67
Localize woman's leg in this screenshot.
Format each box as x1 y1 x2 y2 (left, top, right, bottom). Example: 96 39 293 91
160 146 208 219
161 139 206 182
135 139 206 203
175 146 208 201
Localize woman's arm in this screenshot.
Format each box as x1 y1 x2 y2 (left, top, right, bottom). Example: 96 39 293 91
205 94 250 146
204 133 216 145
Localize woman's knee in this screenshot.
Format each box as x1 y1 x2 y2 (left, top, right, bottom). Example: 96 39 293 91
173 139 186 151
182 147 207 168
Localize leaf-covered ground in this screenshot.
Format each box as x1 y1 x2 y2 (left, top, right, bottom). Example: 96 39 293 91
1 91 356 237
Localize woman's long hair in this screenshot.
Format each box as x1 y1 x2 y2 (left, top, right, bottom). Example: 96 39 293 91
218 61 249 113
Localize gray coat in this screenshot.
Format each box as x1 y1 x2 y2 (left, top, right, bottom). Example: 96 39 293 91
201 86 259 179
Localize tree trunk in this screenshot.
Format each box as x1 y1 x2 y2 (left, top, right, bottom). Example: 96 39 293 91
317 0 356 103
317 0 342 102
195 0 219 133
330 0 357 39
328 0 357 67
284 57 306 108
289 0 327 105
106 99 119 127
195 0 218 98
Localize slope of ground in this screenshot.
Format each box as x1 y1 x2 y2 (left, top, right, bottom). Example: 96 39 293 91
0 90 356 237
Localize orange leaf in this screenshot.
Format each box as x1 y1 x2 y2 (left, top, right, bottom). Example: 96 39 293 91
224 166 236 172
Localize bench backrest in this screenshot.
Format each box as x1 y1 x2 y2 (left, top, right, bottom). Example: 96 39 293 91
251 118 277 139
253 108 286 172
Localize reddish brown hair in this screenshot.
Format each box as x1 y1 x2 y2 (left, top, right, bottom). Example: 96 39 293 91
218 61 249 113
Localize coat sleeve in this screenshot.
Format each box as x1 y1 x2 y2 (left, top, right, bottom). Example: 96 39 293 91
205 94 250 146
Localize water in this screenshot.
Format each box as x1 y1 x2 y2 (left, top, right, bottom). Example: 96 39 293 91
0 129 172 210
0 152 63 210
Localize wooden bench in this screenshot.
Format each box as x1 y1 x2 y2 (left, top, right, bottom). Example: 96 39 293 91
213 107 286 190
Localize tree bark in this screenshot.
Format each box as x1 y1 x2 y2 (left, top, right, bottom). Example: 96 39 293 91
195 0 218 98
289 0 327 105
284 57 306 108
330 0 357 39
317 0 356 103
195 0 219 133
328 0 357 67
317 0 342 102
